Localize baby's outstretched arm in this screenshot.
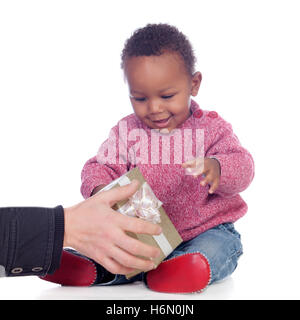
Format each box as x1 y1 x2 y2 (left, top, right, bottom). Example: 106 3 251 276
182 115 254 197
205 116 255 197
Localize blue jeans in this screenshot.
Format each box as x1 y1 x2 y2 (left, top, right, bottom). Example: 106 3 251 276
97 223 243 287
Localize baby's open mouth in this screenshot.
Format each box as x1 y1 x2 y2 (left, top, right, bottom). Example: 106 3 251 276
152 116 172 127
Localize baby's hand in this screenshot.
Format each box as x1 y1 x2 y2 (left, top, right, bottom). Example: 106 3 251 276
182 157 221 194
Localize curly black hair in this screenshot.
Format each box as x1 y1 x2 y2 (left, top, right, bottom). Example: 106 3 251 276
121 23 196 76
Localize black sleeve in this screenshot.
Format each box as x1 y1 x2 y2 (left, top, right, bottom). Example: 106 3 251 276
0 205 64 277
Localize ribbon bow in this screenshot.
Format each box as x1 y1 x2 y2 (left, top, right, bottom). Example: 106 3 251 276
118 182 162 224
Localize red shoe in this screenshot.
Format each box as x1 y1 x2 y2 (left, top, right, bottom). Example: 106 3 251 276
40 249 98 286
146 252 211 293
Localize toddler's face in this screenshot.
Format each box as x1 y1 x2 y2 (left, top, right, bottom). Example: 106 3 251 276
124 52 201 132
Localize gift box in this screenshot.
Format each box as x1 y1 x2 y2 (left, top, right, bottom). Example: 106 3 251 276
97 167 183 279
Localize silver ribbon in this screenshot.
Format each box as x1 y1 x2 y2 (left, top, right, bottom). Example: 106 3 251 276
117 181 162 224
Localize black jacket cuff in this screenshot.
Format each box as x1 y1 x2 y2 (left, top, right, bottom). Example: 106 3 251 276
0 205 64 277
47 205 64 274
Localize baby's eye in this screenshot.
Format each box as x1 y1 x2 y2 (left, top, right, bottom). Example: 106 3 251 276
161 94 174 99
133 97 146 102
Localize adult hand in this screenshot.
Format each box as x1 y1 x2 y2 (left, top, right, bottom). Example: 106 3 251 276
63 180 162 275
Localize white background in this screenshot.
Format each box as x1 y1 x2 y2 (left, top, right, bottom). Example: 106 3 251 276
0 0 299 299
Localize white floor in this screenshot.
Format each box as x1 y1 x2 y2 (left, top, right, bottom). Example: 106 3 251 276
0 264 296 300
0 241 298 300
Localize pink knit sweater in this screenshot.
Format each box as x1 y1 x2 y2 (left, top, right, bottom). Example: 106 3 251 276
81 100 254 241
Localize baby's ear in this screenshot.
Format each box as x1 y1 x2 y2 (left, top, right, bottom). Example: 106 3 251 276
191 72 202 96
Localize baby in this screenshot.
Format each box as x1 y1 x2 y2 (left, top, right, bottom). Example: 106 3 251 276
42 24 254 293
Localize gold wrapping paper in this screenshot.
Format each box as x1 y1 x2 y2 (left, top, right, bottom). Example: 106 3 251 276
97 167 182 279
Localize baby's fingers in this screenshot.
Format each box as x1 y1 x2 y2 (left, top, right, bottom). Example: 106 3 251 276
182 158 204 176
208 177 220 194
200 173 219 193
200 175 210 187
181 159 196 168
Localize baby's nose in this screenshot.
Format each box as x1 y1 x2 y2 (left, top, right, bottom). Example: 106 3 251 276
148 100 163 113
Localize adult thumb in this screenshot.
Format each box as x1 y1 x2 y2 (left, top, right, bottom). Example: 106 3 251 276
100 179 140 207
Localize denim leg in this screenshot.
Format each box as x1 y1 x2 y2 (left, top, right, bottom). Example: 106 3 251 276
97 223 242 286
96 271 144 286
162 223 243 284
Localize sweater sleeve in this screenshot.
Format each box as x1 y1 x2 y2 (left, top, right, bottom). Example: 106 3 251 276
81 124 129 199
0 205 64 277
206 115 255 197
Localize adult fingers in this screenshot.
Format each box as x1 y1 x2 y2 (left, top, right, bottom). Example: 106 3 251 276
115 228 161 260
109 245 156 272
118 214 162 236
99 255 137 275
99 180 140 207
